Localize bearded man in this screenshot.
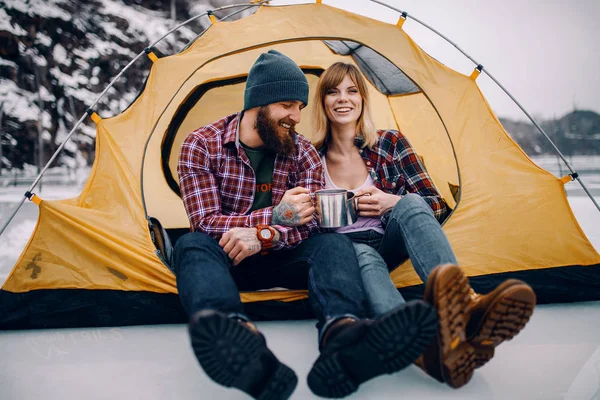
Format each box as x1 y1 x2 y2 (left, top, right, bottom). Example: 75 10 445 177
174 50 438 400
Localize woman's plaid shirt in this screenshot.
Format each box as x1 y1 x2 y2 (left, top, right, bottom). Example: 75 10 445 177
178 112 323 250
320 129 450 224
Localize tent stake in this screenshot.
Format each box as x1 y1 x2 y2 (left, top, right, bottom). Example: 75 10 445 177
369 0 600 213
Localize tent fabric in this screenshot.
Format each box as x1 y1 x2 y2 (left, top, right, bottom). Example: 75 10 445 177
2 3 600 330
324 40 420 95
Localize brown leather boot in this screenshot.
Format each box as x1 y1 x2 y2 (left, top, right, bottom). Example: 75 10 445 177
418 264 477 389
466 280 536 368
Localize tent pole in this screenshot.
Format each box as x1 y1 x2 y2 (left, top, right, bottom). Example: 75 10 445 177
369 0 600 213
0 2 269 239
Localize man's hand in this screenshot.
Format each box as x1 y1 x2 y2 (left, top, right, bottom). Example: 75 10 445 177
355 186 402 217
219 227 262 266
272 186 315 226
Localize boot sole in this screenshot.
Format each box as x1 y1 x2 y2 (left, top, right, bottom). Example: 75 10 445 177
468 282 536 368
422 264 477 389
189 310 297 400
307 300 438 398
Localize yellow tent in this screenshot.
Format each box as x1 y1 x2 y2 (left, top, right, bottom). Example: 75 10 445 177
2 2 599 329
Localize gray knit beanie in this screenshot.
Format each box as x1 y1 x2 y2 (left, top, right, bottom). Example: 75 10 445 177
244 50 309 110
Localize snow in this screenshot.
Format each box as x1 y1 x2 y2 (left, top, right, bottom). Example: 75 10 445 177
52 44 70 66
72 47 100 61
78 123 97 139
73 57 90 70
0 58 18 68
39 87 55 103
101 20 134 44
97 0 197 49
0 79 41 122
50 66 90 88
32 53 48 67
56 119 79 152
0 8 27 36
3 0 72 21
65 86 96 105
19 44 49 67
35 32 52 47
88 34 137 58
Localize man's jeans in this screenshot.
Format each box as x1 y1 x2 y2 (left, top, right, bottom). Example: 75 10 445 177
345 193 457 316
172 232 369 335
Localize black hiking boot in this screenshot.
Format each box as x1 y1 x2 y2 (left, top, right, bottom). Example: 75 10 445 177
189 309 297 400
307 300 438 398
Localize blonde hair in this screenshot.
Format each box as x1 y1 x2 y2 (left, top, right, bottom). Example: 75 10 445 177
312 62 378 150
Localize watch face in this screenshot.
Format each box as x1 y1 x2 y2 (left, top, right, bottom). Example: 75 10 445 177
260 229 271 239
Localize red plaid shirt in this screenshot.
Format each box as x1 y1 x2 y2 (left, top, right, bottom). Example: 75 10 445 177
178 112 324 250
320 129 450 223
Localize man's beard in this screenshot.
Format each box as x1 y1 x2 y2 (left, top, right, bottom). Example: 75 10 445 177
255 106 296 156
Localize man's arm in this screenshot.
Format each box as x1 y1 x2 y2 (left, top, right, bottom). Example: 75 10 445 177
218 226 284 266
178 133 276 239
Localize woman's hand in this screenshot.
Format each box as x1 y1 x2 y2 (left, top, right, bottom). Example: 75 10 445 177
355 186 402 217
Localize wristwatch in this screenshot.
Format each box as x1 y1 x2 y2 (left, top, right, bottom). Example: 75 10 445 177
256 225 277 255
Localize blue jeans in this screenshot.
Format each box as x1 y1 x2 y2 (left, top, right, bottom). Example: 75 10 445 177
345 193 457 316
172 232 369 336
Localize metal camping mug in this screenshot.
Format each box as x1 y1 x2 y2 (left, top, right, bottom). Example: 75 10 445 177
314 189 369 228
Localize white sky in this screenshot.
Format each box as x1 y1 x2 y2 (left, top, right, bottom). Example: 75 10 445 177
278 0 600 120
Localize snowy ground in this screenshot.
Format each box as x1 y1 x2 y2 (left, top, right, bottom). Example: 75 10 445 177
1 184 600 399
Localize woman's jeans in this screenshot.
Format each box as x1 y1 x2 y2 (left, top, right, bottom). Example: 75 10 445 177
172 231 369 336
345 193 457 317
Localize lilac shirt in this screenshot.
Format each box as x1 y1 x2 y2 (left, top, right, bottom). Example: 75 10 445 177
321 156 385 235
